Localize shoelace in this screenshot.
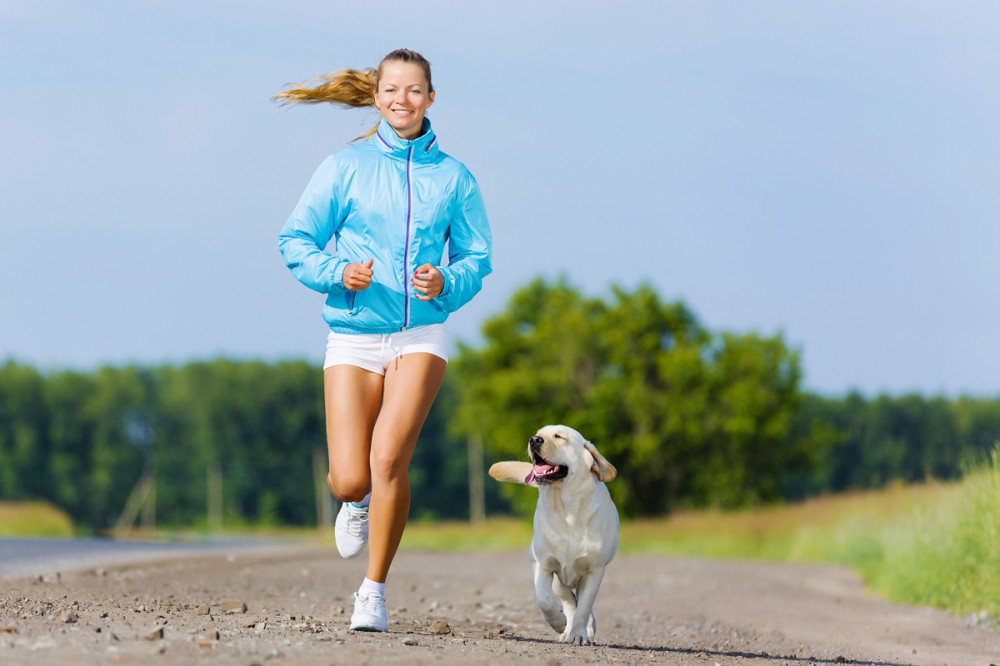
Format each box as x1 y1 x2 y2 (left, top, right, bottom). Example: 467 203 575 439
356 592 385 614
344 505 368 538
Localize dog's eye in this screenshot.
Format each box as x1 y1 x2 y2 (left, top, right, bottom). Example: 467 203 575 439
553 433 566 440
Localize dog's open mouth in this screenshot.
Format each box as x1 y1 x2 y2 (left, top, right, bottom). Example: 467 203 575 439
524 453 569 484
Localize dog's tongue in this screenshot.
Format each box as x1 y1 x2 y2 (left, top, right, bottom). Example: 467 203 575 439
525 463 558 484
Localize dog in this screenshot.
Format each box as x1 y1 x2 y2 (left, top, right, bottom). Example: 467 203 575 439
489 425 618 646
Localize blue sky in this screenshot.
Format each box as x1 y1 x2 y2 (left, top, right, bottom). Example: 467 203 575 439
2 1 998 397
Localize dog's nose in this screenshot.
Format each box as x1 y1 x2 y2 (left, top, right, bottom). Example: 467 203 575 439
529 435 544 448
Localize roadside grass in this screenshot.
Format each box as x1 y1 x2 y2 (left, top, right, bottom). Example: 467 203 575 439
400 517 529 551
0 501 75 537
863 451 1000 620
402 480 946 564
617 483 927 562
616 476 1000 620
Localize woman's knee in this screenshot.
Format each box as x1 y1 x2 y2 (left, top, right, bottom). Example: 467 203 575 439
327 471 369 503
369 448 411 485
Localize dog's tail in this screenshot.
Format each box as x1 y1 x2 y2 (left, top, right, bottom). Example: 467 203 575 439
488 461 535 486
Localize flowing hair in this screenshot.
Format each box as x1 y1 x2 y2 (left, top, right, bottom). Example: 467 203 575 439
272 49 433 139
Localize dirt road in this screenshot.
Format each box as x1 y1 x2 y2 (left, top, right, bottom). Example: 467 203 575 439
1 545 997 665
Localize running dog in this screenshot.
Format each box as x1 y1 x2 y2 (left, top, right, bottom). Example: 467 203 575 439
489 425 619 646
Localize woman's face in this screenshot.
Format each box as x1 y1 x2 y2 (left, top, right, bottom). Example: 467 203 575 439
374 61 435 140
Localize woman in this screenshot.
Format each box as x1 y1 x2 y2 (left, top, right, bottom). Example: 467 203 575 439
275 49 492 632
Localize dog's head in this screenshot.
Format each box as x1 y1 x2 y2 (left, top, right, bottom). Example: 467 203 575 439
524 425 616 485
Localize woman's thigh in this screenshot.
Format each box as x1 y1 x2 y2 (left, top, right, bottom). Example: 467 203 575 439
323 364 384 495
370 353 447 478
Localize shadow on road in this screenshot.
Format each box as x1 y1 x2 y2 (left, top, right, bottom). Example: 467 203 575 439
505 633 924 666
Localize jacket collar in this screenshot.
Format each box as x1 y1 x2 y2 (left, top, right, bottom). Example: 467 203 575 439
374 117 439 161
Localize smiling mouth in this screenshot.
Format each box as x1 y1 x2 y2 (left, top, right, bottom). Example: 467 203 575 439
524 451 569 484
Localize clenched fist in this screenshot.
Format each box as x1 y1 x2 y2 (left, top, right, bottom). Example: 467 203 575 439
343 259 374 291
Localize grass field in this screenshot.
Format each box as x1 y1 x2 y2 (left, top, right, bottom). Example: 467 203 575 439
400 477 956 566
0 501 75 537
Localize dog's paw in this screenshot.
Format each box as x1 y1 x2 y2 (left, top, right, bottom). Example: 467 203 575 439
541 609 566 634
561 629 593 646
560 616 596 646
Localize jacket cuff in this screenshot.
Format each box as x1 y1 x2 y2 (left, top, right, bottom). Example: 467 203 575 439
438 267 454 298
330 260 349 292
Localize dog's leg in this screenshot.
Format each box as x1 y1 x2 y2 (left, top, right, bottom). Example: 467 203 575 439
564 567 606 646
551 577 577 643
532 560 566 634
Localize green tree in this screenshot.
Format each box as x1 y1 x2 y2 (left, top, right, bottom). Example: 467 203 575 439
84 366 153 528
578 283 710 515
451 278 821 516
0 362 49 499
953 396 1000 468
152 360 323 527
692 332 815 507
44 370 98 520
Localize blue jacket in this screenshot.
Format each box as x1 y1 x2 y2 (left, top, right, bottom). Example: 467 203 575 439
278 117 493 334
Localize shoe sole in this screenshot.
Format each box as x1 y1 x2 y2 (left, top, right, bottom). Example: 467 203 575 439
337 546 367 559
350 624 386 632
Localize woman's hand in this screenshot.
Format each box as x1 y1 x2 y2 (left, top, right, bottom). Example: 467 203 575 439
412 263 443 301
343 259 374 290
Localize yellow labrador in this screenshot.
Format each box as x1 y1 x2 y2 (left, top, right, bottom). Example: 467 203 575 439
489 425 618 646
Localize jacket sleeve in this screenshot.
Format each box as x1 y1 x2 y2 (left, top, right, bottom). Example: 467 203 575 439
437 172 493 312
277 156 350 294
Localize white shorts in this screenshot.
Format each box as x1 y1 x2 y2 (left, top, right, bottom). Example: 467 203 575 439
323 324 449 375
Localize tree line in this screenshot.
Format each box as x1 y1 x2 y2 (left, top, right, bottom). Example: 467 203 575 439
1 279 998 531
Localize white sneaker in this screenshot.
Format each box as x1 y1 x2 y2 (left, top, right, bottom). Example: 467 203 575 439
350 591 387 632
334 502 369 559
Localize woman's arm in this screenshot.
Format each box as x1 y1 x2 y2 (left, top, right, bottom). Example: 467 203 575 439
436 174 493 312
277 156 351 294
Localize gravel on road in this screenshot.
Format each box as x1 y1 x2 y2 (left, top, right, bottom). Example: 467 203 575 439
1 545 997 665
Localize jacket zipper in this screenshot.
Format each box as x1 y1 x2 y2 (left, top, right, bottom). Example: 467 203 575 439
402 145 413 329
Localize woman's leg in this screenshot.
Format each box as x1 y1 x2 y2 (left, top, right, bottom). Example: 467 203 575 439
365 353 447 582
323 364 384 503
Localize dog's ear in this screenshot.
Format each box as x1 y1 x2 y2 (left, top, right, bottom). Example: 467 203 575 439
489 461 534 485
584 441 616 482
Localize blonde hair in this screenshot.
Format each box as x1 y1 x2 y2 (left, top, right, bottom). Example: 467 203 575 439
273 49 433 139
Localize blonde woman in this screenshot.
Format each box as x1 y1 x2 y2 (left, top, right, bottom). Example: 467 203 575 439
275 49 492 632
